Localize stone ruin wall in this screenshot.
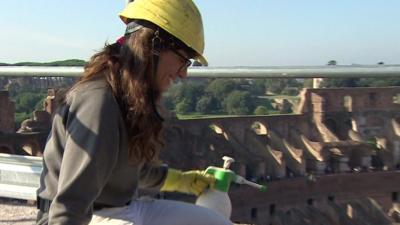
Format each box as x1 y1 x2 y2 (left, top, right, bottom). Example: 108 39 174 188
298 87 400 113
0 91 14 134
160 114 308 172
1 87 400 174
0 91 15 153
157 90 400 191
1 86 400 224
299 87 400 170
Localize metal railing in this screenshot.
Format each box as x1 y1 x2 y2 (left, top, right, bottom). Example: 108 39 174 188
1 65 400 78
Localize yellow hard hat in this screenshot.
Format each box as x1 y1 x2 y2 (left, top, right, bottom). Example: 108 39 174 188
119 0 208 66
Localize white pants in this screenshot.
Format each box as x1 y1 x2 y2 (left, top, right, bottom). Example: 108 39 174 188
90 198 233 225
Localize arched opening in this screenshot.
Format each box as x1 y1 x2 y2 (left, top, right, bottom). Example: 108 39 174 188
209 124 223 134
269 204 276 216
251 121 268 135
343 95 353 112
393 93 400 104
0 145 13 154
392 192 398 202
351 119 359 131
209 124 229 140
251 208 258 220
369 92 377 107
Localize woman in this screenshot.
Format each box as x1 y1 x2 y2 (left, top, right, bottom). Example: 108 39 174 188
35 0 232 224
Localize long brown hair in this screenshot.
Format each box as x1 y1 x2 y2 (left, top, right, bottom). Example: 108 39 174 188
68 24 177 163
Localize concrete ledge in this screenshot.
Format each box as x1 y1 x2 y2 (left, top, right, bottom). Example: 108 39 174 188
0 183 37 200
0 153 41 200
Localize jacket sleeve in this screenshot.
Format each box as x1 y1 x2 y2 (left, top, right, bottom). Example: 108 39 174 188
139 162 168 189
48 88 121 225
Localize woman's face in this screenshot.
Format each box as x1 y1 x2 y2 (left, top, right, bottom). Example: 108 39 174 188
156 49 191 93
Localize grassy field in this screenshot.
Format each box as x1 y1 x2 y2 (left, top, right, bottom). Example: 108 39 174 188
177 114 241 120
175 94 300 120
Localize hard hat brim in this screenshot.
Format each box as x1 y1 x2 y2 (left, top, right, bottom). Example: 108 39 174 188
196 55 208 67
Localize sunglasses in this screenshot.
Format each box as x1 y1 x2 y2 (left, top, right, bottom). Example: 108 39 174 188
171 49 193 69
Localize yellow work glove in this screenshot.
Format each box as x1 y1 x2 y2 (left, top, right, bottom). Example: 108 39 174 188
160 169 215 196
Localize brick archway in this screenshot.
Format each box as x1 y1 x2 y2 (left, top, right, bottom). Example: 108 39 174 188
251 121 268 135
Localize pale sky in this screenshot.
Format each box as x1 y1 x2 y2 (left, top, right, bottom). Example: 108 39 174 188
0 0 399 66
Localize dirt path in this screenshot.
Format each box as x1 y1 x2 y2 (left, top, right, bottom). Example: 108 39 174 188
0 198 37 225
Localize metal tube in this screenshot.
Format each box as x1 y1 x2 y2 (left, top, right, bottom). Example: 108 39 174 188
189 65 400 78
0 65 400 78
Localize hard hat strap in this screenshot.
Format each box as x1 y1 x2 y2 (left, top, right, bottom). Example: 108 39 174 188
150 29 164 122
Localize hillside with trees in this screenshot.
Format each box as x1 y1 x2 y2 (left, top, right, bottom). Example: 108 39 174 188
0 59 86 67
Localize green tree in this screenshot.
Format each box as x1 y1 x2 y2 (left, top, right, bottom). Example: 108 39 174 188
279 99 293 114
322 78 360 87
161 95 175 111
281 88 300 96
169 82 205 112
15 112 31 127
249 79 266 96
265 78 302 94
253 97 275 111
327 60 337 66
175 100 192 114
225 91 253 115
0 77 8 90
265 79 280 94
206 79 236 101
195 95 217 114
358 78 400 87
254 106 269 115
303 79 314 88
5 82 21 97
13 92 46 113
35 98 45 110
265 79 290 94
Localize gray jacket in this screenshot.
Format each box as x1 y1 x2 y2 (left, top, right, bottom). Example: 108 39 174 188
37 77 167 224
